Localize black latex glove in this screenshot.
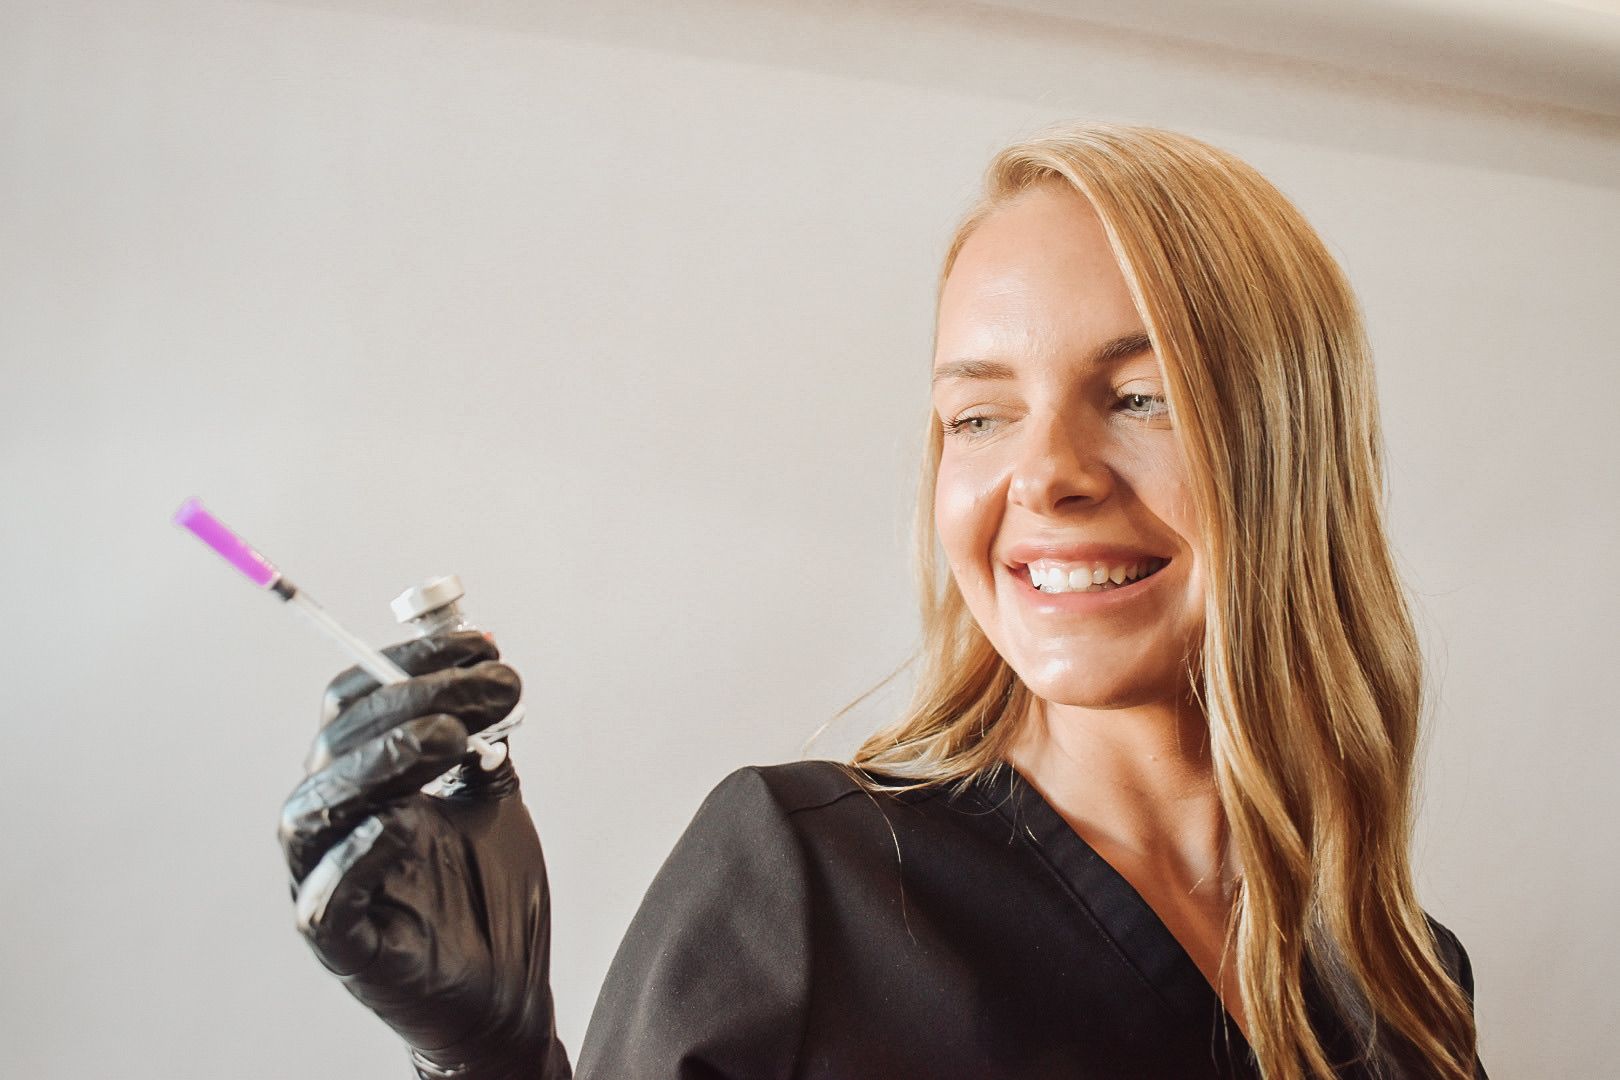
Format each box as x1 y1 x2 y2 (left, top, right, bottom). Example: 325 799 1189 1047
278 631 572 1080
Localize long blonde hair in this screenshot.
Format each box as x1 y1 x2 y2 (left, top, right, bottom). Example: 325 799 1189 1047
834 122 1479 1080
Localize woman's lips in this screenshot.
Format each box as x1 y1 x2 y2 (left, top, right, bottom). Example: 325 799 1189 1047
1008 557 1173 613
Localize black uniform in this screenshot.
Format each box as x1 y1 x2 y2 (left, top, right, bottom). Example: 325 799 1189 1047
561 760 1484 1079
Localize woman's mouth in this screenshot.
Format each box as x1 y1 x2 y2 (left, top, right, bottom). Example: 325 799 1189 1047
1021 557 1170 594
1008 556 1173 613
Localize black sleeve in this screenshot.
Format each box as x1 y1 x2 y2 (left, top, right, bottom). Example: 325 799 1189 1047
570 766 813 1079
1426 916 1487 1080
1454 930 1487 1080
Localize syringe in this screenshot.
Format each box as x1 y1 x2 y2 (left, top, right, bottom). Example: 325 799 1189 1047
172 497 507 772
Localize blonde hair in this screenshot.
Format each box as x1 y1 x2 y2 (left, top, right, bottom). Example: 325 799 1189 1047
831 121 1479 1080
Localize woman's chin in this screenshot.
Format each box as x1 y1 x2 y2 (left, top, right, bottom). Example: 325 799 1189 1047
1013 663 1180 711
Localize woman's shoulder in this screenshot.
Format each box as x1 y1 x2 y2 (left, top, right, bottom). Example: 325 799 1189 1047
678 759 998 883
703 759 962 820
1421 912 1478 1001
676 761 972 860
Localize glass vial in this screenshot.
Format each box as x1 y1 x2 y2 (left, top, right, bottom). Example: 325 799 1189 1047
391 574 524 795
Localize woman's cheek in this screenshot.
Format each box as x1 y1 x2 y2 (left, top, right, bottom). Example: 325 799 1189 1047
936 460 1002 563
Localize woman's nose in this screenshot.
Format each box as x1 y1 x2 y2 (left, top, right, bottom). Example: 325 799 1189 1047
1006 411 1114 514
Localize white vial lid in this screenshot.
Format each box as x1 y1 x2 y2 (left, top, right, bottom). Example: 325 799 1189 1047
391 574 465 623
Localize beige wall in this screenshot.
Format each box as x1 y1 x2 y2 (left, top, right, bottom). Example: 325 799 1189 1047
3 1 1616 1075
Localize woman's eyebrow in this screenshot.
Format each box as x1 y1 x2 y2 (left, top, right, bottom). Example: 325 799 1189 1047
931 330 1153 385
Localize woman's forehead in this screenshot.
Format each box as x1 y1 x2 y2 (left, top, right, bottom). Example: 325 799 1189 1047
935 269 1142 372
939 190 1135 342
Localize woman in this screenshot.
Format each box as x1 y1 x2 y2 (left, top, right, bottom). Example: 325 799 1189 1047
279 121 1485 1079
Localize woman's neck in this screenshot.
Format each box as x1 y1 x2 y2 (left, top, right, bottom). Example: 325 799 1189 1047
1004 695 1239 900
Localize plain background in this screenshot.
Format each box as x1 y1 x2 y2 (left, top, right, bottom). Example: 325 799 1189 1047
3 1 1617 1076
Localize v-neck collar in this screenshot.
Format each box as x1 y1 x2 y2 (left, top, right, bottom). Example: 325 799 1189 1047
969 760 1259 1074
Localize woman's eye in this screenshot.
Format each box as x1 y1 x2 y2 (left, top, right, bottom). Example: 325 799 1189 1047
1119 392 1169 420
943 394 1168 438
941 413 997 438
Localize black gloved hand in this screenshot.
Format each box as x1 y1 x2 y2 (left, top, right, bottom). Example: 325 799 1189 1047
278 631 571 1080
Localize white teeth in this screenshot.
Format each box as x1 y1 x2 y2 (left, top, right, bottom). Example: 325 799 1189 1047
1028 558 1164 593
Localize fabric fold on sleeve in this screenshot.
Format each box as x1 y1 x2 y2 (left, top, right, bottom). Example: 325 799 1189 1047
573 766 814 1080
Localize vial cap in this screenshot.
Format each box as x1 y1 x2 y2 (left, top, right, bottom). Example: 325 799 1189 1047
391 574 466 623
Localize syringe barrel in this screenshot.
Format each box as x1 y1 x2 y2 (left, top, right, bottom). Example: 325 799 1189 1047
286 589 410 686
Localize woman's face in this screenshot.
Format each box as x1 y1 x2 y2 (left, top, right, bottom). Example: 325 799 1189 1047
931 182 1205 712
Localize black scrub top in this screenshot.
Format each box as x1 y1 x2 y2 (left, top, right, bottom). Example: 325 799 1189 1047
556 760 1484 1079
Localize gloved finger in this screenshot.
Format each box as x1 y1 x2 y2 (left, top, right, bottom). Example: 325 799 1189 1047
443 751 522 802
294 810 410 975
296 802 473 983
281 713 469 884
320 631 499 726
306 660 521 775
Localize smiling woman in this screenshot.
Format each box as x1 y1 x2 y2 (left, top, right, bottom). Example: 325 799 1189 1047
848 124 1485 1079
281 121 1485 1080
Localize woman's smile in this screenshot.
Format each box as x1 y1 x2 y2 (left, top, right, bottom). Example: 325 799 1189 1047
1007 555 1174 615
